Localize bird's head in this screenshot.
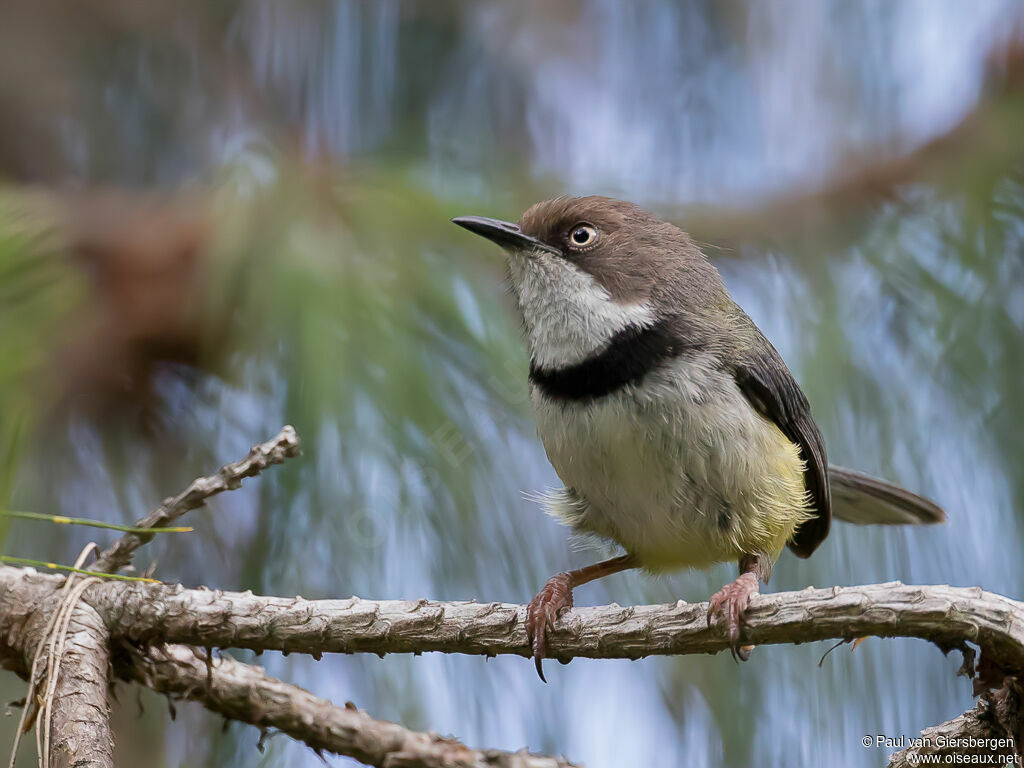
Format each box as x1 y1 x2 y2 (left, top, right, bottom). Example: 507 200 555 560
453 196 727 368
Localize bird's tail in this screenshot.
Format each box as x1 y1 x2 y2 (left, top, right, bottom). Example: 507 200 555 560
828 466 946 525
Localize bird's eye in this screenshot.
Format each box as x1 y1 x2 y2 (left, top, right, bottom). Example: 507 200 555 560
568 223 599 250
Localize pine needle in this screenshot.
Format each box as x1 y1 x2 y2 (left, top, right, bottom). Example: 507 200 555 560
0 555 160 583
0 509 192 534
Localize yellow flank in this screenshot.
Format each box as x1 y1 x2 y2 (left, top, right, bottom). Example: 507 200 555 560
640 427 811 573
542 405 814 574
743 437 812 558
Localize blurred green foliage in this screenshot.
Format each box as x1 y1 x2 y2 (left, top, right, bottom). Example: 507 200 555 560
0 194 85 527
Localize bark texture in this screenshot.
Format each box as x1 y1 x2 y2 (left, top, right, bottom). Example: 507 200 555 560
83 578 1024 670
124 643 575 768
7 569 1024 766
889 680 1023 767
4 565 1024 671
6 564 1024 766
1 567 574 768
47 600 114 768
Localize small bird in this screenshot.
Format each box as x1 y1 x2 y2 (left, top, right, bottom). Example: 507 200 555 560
453 196 944 680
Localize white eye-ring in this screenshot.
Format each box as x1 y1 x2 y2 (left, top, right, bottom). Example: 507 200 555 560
567 223 599 250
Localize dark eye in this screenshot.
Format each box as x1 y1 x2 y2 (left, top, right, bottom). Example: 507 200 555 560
568 223 599 250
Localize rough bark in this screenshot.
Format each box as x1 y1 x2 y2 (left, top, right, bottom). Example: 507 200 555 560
84 577 1024 671
4 565 1024 670
47 599 115 768
123 643 575 768
7 568 1024 766
0 575 114 768
1 567 572 768
889 679 1022 767
3 429 301 767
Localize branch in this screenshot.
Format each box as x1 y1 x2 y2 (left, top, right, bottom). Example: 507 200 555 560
5 421 1022 766
91 425 300 574
122 643 575 768
2 427 301 767
46 599 114 768
0 570 114 768
7 566 1024 764
87 580 1024 673
0 427 570 768
889 680 1022 767
0 569 573 767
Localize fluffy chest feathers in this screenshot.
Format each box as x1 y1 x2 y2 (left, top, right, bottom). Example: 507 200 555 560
531 356 811 571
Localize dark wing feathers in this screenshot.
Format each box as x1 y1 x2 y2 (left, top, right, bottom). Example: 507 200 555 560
733 351 831 558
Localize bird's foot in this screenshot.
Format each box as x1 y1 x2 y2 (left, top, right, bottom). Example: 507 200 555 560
525 572 575 682
707 571 759 661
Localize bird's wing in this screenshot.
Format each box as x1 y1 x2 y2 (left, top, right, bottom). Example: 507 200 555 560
732 349 831 558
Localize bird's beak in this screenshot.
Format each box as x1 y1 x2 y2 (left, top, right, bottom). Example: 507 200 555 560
451 216 559 255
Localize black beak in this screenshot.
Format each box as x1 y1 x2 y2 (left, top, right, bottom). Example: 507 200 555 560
451 216 558 254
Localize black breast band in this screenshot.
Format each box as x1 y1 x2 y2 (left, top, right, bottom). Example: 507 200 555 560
528 319 696 402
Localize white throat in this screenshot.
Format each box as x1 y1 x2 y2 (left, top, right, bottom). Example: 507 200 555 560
507 249 655 369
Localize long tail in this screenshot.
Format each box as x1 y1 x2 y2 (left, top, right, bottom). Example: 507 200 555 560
829 466 946 525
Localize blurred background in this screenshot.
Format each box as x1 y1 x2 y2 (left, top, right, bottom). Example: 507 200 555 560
1 1 1023 766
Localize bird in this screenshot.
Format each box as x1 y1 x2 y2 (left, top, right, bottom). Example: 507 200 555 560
452 196 945 681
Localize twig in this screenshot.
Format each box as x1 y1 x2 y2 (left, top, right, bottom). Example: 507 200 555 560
91 426 300 574
124 643 576 768
6 427 300 765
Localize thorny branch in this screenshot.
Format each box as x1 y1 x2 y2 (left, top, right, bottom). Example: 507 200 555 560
91 425 301 575
888 679 1024 767
3 425 1023 766
3 426 577 768
68 580 1022 673
2 428 305 768
1 569 1018 675
5 564 1024 763
124 643 575 768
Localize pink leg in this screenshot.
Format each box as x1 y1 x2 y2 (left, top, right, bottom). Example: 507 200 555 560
526 554 637 682
707 553 768 661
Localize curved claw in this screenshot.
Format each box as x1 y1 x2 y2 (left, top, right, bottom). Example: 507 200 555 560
534 655 547 683
707 571 759 662
525 573 574 682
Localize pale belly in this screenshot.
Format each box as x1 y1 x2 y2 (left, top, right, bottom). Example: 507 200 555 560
531 358 812 572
